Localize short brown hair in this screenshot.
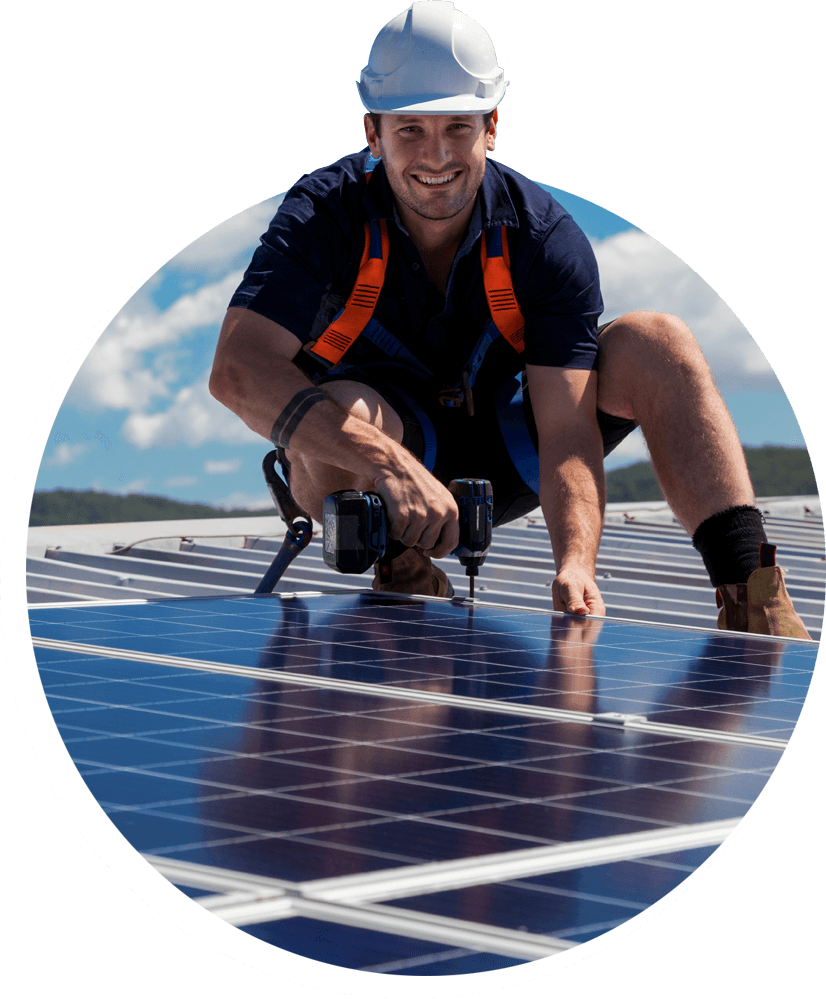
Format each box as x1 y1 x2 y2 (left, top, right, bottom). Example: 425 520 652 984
367 111 495 137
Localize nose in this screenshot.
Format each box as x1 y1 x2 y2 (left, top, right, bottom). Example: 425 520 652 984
419 130 453 170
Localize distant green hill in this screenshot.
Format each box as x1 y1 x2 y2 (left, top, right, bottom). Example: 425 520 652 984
28 445 819 527
606 445 818 504
29 490 275 527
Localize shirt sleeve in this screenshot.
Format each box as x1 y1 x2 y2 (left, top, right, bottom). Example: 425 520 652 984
519 213 603 370
228 183 358 342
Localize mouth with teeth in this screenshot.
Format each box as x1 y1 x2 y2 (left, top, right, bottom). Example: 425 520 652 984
412 171 459 186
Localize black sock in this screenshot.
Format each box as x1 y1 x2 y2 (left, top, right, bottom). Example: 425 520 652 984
691 505 767 587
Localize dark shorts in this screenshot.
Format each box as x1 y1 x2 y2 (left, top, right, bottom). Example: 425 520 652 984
316 348 638 528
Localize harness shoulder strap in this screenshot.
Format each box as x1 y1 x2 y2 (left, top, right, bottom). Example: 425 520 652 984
308 216 389 366
306 165 386 366
481 226 525 354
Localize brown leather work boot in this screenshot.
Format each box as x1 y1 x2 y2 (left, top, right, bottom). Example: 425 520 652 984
716 543 811 639
372 547 454 597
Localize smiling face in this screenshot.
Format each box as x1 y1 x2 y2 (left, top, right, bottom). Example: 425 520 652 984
364 111 497 228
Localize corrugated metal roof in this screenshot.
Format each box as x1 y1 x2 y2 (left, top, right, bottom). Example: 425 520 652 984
27 496 825 640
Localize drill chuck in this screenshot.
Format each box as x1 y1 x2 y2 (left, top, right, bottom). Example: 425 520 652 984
448 478 493 572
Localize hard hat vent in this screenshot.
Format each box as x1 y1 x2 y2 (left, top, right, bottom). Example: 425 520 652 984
451 17 497 78
368 12 411 75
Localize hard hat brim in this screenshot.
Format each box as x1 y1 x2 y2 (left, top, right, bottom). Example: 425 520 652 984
357 82 506 116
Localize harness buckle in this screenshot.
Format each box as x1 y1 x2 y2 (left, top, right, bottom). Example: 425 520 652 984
438 371 475 416
438 387 465 408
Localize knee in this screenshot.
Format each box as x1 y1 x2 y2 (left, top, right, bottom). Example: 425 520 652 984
596 312 715 419
599 311 707 375
603 310 692 346
319 380 404 442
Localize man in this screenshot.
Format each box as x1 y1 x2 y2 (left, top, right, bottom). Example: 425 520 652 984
209 1 809 639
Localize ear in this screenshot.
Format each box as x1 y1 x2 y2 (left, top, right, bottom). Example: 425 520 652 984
486 108 498 152
364 113 381 158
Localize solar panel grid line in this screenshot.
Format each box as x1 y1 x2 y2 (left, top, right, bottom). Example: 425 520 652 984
147 856 298 893
61 749 774 853
361 948 484 974
283 819 739 904
196 889 275 912
66 730 771 820
38 688 792 797
135 834 735 956
211 895 295 923
216 895 575 959
32 637 793 750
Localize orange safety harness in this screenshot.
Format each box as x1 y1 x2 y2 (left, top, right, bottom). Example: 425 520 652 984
304 171 525 412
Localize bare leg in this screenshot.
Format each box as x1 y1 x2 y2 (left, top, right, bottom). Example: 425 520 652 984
287 380 405 521
596 311 755 536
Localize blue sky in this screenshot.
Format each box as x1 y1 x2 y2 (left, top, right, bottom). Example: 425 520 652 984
34 170 807 510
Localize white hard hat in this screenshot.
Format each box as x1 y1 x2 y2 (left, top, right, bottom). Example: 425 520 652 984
357 1 507 115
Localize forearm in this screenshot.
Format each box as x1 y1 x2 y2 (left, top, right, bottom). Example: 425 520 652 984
539 431 605 576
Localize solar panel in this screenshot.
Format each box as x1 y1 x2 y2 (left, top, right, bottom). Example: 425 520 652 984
30 591 817 974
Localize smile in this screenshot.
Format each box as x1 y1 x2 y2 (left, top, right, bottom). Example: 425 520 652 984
413 172 458 186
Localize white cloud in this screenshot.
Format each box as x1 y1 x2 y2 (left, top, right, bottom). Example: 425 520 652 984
121 375 263 449
594 230 777 392
117 478 152 495
215 491 277 512
47 441 91 467
205 458 242 475
66 270 243 412
164 476 199 488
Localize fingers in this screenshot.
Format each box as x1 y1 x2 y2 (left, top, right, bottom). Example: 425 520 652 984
374 466 459 557
394 505 459 558
552 571 605 617
420 517 460 560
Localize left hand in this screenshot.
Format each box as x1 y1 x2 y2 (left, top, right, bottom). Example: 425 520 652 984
551 565 606 617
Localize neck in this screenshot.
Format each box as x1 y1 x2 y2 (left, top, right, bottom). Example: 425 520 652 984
395 198 475 256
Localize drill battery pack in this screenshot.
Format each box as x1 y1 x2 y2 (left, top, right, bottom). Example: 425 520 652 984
323 490 388 573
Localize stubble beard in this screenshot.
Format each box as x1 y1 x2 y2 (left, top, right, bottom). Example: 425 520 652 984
390 165 484 222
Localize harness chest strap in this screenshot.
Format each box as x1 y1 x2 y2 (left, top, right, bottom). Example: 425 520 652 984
306 212 525 369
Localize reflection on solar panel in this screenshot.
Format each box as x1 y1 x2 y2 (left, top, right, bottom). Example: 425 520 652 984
30 591 817 975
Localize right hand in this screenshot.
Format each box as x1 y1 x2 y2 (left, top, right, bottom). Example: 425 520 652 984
551 565 606 617
373 460 459 559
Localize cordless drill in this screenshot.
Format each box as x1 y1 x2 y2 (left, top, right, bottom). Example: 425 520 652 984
322 478 493 598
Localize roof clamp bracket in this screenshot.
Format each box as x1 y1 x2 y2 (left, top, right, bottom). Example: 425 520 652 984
593 711 649 727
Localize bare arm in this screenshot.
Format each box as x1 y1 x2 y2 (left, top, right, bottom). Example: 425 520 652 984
525 364 606 616
209 307 458 555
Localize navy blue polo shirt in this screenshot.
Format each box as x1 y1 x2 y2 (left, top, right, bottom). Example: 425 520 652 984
229 149 603 391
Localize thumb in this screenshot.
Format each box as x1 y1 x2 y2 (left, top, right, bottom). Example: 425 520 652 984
552 577 588 615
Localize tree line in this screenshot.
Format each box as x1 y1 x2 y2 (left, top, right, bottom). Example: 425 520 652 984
29 445 818 527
